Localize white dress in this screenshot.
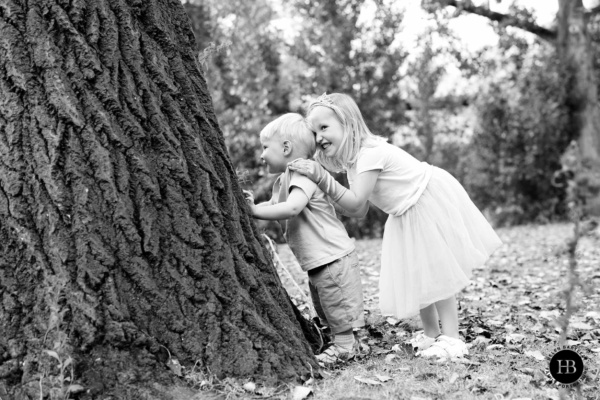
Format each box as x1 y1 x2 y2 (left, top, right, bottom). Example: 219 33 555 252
347 142 502 319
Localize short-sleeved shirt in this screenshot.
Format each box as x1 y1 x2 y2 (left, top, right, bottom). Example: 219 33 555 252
270 168 354 271
347 142 433 216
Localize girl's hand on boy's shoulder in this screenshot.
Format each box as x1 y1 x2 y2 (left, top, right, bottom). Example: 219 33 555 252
287 159 325 183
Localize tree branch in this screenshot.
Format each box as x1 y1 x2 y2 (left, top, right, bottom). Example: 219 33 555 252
427 0 558 43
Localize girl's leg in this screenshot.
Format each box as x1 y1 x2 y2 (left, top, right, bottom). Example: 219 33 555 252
435 295 459 338
419 303 442 338
418 296 467 359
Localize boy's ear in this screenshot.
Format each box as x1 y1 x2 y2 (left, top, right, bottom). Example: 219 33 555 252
283 140 292 155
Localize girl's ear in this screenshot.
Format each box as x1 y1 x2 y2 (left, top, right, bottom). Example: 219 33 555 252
283 140 292 155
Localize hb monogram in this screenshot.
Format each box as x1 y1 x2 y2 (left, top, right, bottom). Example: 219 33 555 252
556 359 577 374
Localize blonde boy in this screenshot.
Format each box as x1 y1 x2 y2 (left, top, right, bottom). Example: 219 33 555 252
245 113 365 364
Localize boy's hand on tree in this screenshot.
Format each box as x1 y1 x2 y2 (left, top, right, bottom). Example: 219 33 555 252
287 159 326 183
243 190 259 215
243 190 255 204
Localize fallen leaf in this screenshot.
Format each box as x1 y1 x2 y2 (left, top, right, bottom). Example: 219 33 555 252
375 374 392 382
545 388 560 400
570 321 593 330
585 311 600 322
66 384 85 393
539 310 560 320
292 386 312 400
44 350 60 361
256 386 277 396
243 382 256 392
416 372 437 380
449 373 459 384
472 335 492 346
518 367 535 376
506 333 526 343
453 358 481 365
354 376 382 385
529 323 545 333
384 354 397 364
525 350 546 361
166 358 182 377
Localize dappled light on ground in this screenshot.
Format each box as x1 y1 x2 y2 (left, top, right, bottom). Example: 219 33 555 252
272 223 599 399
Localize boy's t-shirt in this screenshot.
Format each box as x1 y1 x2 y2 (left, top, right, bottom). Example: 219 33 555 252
269 168 354 271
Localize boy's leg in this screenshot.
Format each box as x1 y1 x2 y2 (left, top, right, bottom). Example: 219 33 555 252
308 251 364 353
308 278 329 330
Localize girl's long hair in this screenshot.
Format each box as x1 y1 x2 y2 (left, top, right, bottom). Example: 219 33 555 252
307 93 385 172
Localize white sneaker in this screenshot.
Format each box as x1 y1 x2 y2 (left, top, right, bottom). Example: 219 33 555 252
407 332 436 351
417 335 468 360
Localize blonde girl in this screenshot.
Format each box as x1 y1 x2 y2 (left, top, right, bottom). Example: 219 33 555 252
289 93 502 359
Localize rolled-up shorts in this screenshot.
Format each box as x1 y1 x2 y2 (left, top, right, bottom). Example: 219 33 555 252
307 251 365 334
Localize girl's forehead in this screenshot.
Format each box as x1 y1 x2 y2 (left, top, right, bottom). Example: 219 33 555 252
308 106 335 121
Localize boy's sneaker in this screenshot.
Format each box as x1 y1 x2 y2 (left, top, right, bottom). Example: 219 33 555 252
417 335 468 360
407 332 437 351
315 343 356 367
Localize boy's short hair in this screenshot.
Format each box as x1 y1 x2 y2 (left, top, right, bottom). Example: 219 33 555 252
260 113 316 157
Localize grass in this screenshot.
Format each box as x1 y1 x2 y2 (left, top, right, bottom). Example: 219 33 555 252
197 223 600 400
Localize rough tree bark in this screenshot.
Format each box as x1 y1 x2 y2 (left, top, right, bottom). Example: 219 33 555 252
425 0 600 162
0 0 319 398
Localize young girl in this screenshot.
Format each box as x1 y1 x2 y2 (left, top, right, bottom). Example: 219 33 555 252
288 93 502 360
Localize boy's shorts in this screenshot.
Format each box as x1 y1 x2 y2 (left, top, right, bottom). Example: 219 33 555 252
307 251 365 334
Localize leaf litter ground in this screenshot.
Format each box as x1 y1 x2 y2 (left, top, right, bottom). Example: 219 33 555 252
203 223 600 399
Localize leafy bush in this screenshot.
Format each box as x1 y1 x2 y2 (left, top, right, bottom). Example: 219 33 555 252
463 48 574 226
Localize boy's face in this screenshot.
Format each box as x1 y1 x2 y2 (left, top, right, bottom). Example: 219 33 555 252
260 135 287 174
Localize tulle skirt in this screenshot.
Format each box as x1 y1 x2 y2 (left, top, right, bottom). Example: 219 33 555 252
379 167 502 319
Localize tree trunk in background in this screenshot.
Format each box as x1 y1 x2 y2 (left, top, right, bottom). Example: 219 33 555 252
558 0 600 161
426 0 600 163
0 0 318 398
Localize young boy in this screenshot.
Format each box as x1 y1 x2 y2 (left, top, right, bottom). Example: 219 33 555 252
245 113 364 364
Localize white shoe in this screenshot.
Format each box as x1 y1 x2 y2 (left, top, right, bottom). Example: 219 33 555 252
407 332 436 351
417 335 468 360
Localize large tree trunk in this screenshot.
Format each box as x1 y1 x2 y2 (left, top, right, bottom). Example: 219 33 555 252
0 0 318 398
558 0 600 161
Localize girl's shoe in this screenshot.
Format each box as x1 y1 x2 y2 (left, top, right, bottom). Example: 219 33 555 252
315 343 356 367
417 335 468 360
407 332 436 351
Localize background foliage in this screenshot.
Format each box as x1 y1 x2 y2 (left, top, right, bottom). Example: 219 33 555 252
183 0 581 238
